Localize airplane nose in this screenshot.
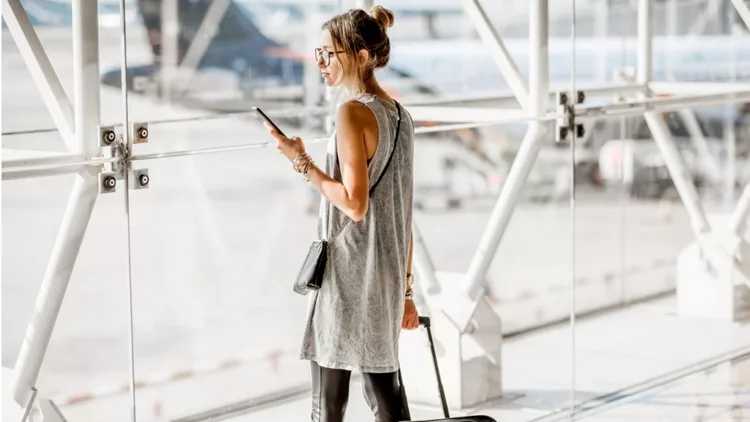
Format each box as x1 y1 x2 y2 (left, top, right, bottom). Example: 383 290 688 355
101 69 123 88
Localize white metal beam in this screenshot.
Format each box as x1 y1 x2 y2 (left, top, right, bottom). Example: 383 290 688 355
466 0 548 298
161 0 180 99
577 89 750 118
460 0 530 111
9 173 99 407
731 182 750 236
2 152 86 168
677 109 722 184
2 0 75 150
9 0 102 406
637 0 652 92
175 0 231 93
649 81 750 95
2 153 90 181
638 0 712 239
408 106 526 123
731 0 750 31
412 220 441 295
687 0 724 36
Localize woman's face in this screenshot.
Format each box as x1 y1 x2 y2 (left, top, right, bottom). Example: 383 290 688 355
317 29 342 87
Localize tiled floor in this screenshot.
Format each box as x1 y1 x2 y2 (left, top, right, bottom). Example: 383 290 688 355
573 353 750 421
224 295 750 422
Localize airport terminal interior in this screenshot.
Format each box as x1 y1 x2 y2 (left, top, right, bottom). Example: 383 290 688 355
3 0 750 420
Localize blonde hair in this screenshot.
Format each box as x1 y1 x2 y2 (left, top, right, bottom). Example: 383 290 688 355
322 6 394 96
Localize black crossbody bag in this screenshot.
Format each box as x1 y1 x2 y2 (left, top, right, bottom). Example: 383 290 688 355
294 102 402 296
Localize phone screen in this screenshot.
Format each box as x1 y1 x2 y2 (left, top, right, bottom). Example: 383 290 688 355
253 107 287 138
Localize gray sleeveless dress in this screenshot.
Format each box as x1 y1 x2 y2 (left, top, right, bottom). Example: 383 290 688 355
299 93 414 374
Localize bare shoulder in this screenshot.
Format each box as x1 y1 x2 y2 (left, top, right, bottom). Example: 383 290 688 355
336 100 377 130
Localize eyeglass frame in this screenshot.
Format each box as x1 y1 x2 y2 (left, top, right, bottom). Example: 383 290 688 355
314 47 345 66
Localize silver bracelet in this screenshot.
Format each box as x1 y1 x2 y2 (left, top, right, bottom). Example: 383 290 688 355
293 153 310 173
302 161 314 182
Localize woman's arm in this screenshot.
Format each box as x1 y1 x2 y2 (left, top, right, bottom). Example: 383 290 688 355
406 230 414 298
306 102 374 222
266 101 375 222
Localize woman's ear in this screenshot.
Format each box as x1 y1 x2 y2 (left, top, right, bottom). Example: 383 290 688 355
358 49 370 66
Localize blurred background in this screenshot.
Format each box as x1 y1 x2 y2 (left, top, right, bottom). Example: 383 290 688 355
3 0 750 421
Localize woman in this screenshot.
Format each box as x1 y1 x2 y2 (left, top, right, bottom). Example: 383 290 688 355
264 6 419 422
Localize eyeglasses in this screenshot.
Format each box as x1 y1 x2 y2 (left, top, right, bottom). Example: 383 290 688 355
314 47 345 66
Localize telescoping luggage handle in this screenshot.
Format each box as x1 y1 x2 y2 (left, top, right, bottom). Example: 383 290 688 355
398 316 450 420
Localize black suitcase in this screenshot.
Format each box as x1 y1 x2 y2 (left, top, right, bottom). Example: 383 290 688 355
397 317 498 422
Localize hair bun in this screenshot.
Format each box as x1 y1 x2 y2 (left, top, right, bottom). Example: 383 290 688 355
369 5 394 30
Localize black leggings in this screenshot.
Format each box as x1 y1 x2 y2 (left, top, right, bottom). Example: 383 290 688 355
310 361 405 422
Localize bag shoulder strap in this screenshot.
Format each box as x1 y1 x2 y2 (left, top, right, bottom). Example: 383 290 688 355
368 101 402 195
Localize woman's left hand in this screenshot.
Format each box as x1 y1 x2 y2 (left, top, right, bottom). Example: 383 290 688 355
264 121 306 163
402 299 419 330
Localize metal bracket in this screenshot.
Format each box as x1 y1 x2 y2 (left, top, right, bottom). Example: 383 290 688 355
99 172 117 194
131 122 149 144
555 90 586 143
39 398 69 422
98 125 117 147
129 168 150 190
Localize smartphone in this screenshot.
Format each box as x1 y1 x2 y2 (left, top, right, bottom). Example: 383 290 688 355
253 107 287 138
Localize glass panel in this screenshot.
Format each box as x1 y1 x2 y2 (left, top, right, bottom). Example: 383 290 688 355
119 0 583 420
573 0 750 417
125 140 316 420
2 168 132 422
3 0 134 419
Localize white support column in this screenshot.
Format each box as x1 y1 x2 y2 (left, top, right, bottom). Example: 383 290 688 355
687 0 724 36
412 220 441 295
595 0 609 82
731 0 750 31
460 0 530 110
677 109 722 184
9 0 101 406
161 0 180 99
400 1 546 410
637 0 652 95
2 0 75 150
304 3 323 130
731 182 750 236
638 0 711 238
465 0 547 299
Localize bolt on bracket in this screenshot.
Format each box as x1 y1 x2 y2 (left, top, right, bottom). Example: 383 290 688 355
131 122 149 144
129 168 150 190
98 125 117 147
99 172 117 194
